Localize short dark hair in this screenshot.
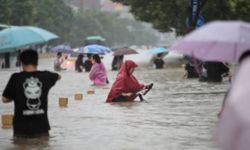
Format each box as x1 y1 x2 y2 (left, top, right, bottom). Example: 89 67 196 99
92 54 101 64
118 55 124 59
87 54 92 59
239 50 250 63
20 49 38 66
57 52 62 57
157 53 163 57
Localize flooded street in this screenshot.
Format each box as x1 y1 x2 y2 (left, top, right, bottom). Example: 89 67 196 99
0 55 228 150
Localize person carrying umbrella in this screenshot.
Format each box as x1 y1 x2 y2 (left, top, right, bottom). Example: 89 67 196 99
111 47 137 71
112 55 124 71
153 53 165 69
54 52 64 71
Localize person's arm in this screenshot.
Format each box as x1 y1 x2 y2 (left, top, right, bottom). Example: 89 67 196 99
57 74 61 80
47 71 61 87
2 96 12 103
2 74 15 103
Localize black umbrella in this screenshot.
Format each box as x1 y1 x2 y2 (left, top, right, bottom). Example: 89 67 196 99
113 47 138 56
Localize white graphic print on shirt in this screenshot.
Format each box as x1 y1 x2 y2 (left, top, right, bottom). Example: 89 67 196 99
22 77 44 115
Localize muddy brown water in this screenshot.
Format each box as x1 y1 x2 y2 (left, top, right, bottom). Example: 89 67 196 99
0 57 229 150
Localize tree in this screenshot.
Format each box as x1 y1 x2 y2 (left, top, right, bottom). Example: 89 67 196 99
0 0 158 47
32 0 75 43
0 0 34 25
70 11 157 47
111 0 250 35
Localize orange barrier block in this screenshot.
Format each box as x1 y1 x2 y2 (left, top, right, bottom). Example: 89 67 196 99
59 97 68 107
75 93 83 100
2 114 13 129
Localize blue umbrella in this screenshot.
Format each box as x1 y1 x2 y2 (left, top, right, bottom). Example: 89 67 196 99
50 44 72 53
0 24 9 31
146 47 168 55
0 26 58 53
77 44 111 54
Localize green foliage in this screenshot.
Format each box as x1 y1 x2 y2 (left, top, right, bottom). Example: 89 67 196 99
32 0 75 43
0 0 157 47
233 1 250 21
67 11 158 47
112 0 250 35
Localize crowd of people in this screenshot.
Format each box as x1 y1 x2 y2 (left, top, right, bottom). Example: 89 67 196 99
3 48 250 150
2 49 152 138
183 56 230 83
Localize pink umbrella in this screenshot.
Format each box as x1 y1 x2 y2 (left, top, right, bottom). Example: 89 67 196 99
171 21 250 63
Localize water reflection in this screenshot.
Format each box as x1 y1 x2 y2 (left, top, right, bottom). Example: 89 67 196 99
110 102 141 108
12 136 50 149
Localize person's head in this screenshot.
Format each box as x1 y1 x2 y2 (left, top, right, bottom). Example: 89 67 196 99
118 55 124 60
77 54 83 60
20 49 38 68
57 52 62 58
157 53 163 58
121 60 138 76
91 54 101 64
87 54 92 59
239 50 250 63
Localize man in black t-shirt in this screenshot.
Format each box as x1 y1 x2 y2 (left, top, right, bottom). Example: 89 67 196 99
2 49 60 138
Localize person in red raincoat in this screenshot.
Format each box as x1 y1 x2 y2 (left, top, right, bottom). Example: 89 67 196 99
106 60 149 102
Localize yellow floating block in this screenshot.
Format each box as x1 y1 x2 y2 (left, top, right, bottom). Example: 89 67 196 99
87 89 95 94
59 97 68 107
2 114 13 129
75 93 83 100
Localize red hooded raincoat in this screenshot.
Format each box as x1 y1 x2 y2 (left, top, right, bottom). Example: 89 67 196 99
106 60 144 102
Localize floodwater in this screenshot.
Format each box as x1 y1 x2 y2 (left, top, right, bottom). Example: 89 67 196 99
0 53 229 150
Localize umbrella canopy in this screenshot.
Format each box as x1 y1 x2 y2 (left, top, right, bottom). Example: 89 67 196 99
0 26 58 53
77 44 111 54
113 47 138 56
146 47 168 55
0 24 9 31
50 44 72 53
86 36 105 41
171 21 250 63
